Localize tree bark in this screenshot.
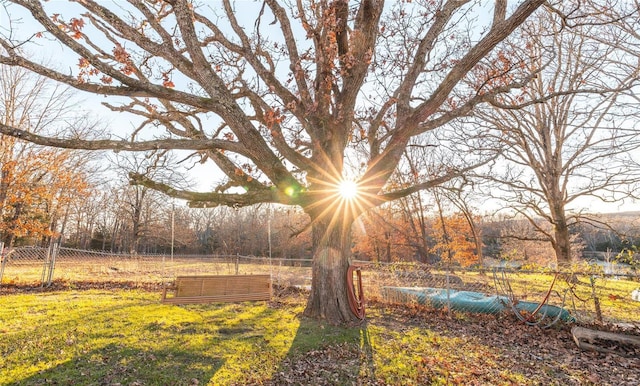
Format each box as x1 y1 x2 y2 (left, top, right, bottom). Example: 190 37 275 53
553 227 572 267
0 168 11 243
551 201 572 267
304 217 359 325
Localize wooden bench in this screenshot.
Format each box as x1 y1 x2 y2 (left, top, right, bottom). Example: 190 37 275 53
161 274 272 305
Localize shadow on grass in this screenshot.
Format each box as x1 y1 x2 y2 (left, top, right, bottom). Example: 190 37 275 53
268 316 378 385
13 342 223 386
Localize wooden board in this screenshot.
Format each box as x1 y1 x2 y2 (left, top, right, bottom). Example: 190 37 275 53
572 326 640 358
162 274 271 305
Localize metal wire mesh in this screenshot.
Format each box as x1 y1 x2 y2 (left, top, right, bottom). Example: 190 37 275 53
0 245 313 288
356 260 639 326
1 245 638 326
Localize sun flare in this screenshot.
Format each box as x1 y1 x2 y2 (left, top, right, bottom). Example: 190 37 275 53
338 179 359 200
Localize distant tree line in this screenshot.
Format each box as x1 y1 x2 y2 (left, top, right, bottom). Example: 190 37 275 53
6 139 638 269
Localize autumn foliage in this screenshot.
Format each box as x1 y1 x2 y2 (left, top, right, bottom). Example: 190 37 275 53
352 205 415 262
0 65 92 247
0 138 90 247
431 213 481 267
352 205 482 267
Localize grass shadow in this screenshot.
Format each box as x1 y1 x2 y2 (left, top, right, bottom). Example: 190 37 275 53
11 343 223 385
268 316 378 385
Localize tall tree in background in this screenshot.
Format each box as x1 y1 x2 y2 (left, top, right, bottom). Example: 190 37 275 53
0 0 546 323
390 134 485 264
269 206 313 261
475 5 640 267
66 187 113 250
110 152 189 254
435 183 484 266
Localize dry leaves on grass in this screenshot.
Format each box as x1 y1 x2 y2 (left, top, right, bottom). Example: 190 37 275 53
263 302 640 386
268 343 373 386
0 279 162 294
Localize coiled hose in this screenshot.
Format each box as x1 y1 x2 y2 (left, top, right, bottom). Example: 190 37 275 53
347 264 365 320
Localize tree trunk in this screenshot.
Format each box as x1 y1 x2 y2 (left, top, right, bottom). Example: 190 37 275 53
130 206 141 255
554 226 572 267
572 326 640 358
0 168 11 218
551 204 572 267
303 217 359 325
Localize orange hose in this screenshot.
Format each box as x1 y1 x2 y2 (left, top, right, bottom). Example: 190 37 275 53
524 271 559 321
347 264 365 320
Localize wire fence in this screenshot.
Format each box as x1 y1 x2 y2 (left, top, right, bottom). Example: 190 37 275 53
0 245 313 288
1 244 639 327
360 261 639 328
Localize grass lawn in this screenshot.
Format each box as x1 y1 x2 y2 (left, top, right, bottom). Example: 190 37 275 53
1 282 638 385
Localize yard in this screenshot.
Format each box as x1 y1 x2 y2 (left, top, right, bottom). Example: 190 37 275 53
1 281 638 385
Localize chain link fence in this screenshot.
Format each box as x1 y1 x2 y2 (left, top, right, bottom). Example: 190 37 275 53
1 244 638 326
0 244 312 289
357 261 640 327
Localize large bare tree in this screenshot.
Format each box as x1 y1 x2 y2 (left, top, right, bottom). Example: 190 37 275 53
474 4 640 267
0 0 546 324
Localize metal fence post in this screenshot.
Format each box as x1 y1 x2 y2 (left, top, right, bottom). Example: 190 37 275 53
46 241 60 287
0 242 5 286
40 242 52 287
445 262 451 318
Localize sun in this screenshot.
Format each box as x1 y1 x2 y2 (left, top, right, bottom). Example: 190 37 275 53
338 179 359 200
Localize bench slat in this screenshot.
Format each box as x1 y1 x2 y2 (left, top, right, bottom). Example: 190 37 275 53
162 274 271 304
162 293 271 305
